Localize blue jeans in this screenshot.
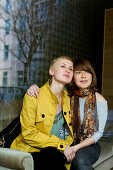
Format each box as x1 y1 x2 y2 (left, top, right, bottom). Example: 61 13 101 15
71 143 100 170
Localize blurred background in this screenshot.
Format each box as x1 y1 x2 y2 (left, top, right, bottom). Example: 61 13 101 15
0 0 113 132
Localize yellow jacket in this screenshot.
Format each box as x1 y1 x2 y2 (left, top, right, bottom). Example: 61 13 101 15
10 81 73 155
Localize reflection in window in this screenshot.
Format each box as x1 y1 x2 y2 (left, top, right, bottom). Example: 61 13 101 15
5 19 10 34
4 45 9 60
3 72 8 86
17 71 24 86
18 0 27 10
18 43 23 58
5 0 11 13
18 41 26 58
38 3 48 21
19 15 26 31
39 38 46 51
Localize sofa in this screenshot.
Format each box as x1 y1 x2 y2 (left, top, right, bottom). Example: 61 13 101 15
0 109 113 169
0 136 113 170
93 136 113 170
0 148 34 170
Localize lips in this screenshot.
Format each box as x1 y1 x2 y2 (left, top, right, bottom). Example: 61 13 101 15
63 74 70 78
80 80 88 83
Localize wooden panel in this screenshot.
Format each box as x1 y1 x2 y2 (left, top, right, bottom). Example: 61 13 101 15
102 8 113 109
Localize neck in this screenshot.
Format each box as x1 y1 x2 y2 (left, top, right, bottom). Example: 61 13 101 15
50 80 64 98
75 88 90 97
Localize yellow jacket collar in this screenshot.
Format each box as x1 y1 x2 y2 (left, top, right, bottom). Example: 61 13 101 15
43 80 66 104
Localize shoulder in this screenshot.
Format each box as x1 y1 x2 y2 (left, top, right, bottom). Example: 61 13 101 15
95 92 107 102
23 93 38 103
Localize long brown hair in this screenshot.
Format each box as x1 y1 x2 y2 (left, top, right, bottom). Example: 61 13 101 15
70 58 97 144
67 58 97 95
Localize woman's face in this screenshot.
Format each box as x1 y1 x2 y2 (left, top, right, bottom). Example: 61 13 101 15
49 58 73 85
73 70 92 90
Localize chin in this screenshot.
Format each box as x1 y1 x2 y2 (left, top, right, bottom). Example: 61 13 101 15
61 80 70 85
60 78 71 84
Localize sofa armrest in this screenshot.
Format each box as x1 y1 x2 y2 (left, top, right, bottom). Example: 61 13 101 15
0 147 34 170
93 136 113 170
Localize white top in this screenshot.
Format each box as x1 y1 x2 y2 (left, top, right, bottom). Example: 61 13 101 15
79 98 108 142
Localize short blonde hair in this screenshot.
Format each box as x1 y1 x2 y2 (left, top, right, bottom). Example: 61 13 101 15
49 56 73 69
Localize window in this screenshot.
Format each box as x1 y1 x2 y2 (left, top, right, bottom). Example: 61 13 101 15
6 0 11 13
39 38 46 51
18 43 23 58
4 45 9 60
18 0 27 10
17 71 24 86
2 72 8 86
18 41 26 58
19 15 26 31
38 3 48 21
5 19 10 34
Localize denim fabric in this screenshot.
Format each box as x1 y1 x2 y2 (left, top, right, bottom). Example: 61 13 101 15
71 143 100 170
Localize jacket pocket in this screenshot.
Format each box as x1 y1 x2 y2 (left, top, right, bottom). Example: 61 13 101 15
35 112 47 129
36 113 47 122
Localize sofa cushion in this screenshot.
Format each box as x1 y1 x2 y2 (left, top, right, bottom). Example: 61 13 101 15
93 136 113 169
103 110 113 136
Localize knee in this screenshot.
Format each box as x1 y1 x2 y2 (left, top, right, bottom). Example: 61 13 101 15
72 156 87 168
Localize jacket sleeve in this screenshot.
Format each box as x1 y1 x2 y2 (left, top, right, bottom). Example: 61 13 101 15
20 94 67 151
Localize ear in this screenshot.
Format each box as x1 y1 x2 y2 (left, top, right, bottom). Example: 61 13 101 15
49 68 54 76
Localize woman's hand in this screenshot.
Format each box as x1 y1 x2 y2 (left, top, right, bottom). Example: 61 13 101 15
27 84 39 98
64 145 75 162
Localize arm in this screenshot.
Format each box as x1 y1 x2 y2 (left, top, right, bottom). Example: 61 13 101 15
21 93 75 161
21 93 69 152
27 84 39 97
92 93 108 142
72 93 108 153
71 137 95 153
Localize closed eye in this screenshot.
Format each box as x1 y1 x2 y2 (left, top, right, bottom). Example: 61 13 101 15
61 65 65 68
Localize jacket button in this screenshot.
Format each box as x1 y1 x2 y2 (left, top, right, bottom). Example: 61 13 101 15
42 114 45 118
60 145 63 148
64 112 67 115
69 111 71 114
69 122 72 126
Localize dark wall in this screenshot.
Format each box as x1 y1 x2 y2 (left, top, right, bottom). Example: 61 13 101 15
47 0 113 92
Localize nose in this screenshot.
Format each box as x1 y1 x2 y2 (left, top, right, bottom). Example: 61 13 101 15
65 68 70 73
81 72 86 78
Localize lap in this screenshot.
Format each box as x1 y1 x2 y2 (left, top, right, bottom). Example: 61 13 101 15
71 143 101 170
75 143 100 163
31 147 67 170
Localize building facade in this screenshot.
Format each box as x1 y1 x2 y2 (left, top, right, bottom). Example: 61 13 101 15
0 0 57 87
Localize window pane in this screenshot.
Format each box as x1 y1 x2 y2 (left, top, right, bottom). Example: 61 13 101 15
17 71 24 86
5 19 10 34
18 0 27 10
4 45 9 60
2 72 8 86
6 0 11 13
38 3 48 21
19 15 26 31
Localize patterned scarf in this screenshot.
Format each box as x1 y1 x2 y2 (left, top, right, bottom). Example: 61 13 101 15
71 90 96 144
